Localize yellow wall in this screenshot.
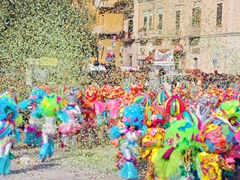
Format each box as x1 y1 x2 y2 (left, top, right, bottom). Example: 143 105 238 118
98 39 123 67
102 13 124 33
95 8 124 67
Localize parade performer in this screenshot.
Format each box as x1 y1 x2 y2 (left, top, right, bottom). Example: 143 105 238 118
0 97 20 175
58 88 82 148
32 94 69 162
141 106 168 180
18 87 47 147
110 104 147 180
196 116 236 180
153 119 200 179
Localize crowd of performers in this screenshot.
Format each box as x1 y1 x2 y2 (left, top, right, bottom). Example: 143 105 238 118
0 80 239 180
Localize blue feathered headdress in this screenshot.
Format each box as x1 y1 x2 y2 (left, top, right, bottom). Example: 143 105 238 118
18 87 47 110
0 97 19 120
122 104 145 129
29 87 47 103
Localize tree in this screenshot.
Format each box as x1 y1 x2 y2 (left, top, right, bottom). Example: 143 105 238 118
0 0 97 89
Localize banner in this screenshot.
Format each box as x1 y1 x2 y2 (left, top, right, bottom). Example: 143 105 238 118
154 49 174 63
39 57 58 66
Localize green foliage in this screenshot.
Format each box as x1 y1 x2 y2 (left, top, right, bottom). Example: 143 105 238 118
0 0 97 90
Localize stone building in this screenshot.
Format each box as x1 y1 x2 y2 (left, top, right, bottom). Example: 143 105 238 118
122 0 240 74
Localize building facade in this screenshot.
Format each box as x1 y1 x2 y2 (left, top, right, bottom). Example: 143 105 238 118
123 0 240 74
92 0 124 67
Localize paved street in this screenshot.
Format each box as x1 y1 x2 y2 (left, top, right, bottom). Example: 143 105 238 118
0 142 126 180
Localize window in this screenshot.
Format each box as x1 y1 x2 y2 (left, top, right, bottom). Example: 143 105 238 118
128 20 133 33
149 15 153 30
176 10 180 29
143 16 148 30
192 7 201 26
158 14 163 29
194 58 198 69
189 37 200 46
216 3 223 26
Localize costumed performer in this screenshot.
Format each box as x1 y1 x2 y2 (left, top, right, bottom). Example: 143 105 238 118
196 116 236 180
18 87 47 147
141 106 168 180
110 104 147 180
58 88 82 149
153 119 200 179
0 97 20 175
32 94 69 162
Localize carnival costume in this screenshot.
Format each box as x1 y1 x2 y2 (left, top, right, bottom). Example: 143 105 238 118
18 87 47 147
58 89 82 148
141 105 168 180
197 116 236 180
32 94 69 162
0 97 20 175
110 104 147 179
153 120 200 179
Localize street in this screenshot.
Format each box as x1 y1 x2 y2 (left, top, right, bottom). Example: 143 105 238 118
1 142 125 180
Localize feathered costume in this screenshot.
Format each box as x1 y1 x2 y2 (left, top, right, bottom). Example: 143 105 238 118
58 88 82 148
141 105 168 180
18 87 47 147
32 94 69 162
110 104 147 179
196 116 236 180
0 97 20 175
153 120 200 179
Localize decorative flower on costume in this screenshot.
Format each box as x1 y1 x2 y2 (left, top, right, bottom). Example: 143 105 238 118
85 85 98 102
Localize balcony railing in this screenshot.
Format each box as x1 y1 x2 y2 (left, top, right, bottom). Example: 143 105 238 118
149 30 163 37
166 29 180 37
138 31 147 38
137 29 163 38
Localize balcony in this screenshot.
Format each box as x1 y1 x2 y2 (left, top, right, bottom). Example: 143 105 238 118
149 30 163 38
138 31 147 38
138 29 163 39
